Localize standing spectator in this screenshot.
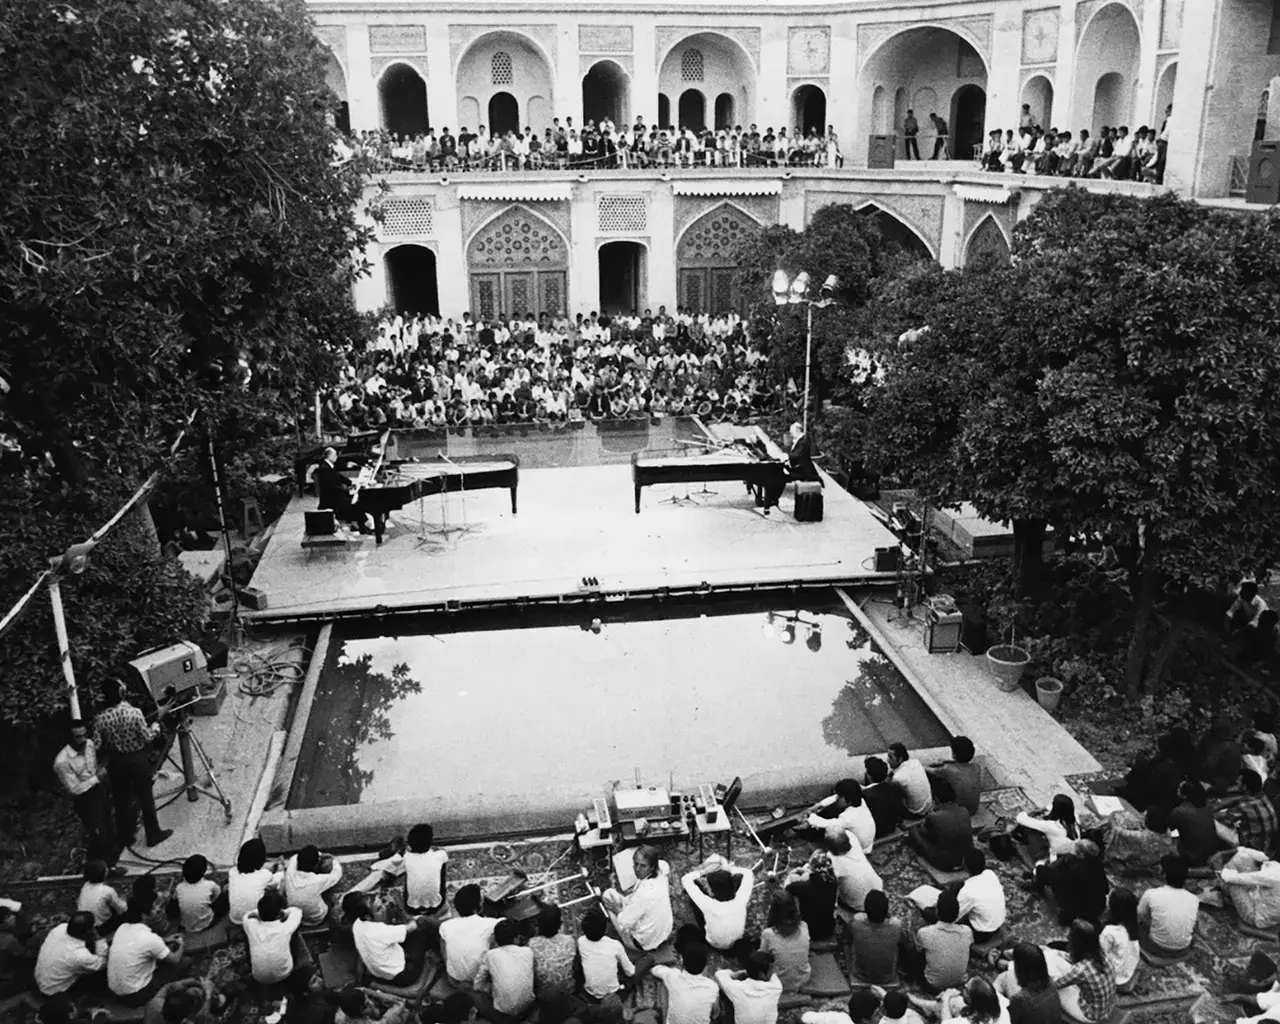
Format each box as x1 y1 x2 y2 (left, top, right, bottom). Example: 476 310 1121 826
930 113 949 159
53 721 119 869
902 110 920 160
1156 105 1171 184
93 680 171 849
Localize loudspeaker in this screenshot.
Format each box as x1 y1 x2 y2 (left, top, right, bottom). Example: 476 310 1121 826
238 586 269 611
304 510 337 536
875 546 901 572
203 641 229 673
868 134 897 169
1248 141 1280 205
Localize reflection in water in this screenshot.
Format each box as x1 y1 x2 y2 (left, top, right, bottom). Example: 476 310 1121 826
822 643 924 757
289 647 424 808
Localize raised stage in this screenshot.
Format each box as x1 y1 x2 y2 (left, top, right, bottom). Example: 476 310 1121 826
245 425 902 623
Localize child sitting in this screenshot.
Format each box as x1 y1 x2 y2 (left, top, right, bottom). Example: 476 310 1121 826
174 854 227 933
77 860 128 932
578 908 634 1000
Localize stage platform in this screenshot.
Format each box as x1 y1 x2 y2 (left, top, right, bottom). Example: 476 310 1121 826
245 442 902 624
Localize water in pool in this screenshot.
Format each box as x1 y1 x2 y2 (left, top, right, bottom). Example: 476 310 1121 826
386 416 710 471
289 591 949 814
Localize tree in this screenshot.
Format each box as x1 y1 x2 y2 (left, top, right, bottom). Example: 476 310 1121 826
0 0 374 736
864 188 1280 694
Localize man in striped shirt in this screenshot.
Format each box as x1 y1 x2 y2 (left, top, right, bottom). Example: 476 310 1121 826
93 680 171 849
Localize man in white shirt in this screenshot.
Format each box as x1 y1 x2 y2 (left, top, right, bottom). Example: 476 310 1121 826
284 845 344 927
243 890 305 985
827 830 883 916
473 918 535 1018
578 908 635 999
1229 581 1270 634
107 899 187 1007
77 860 128 929
602 845 674 955
884 744 932 817
402 822 448 914
438 884 498 986
807 779 877 854
955 849 1007 940
716 951 783 1024
1220 847 1280 931
653 943 720 1024
344 891 435 986
1137 855 1199 958
681 855 754 950
53 721 119 869
35 913 107 996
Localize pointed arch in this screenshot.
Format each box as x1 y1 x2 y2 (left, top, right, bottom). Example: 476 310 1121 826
466 205 570 319
454 30 555 132
673 200 766 257
675 201 767 313
659 32 756 128
465 203 570 259
852 201 935 261
454 29 556 80
963 213 1012 268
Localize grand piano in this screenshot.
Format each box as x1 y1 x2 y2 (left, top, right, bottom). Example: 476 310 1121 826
631 442 786 513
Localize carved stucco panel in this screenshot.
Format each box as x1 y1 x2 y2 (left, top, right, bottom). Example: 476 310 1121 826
462 200 572 250
672 195 779 242
579 25 633 53
315 26 347 66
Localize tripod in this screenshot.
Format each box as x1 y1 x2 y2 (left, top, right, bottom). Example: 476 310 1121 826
158 701 232 822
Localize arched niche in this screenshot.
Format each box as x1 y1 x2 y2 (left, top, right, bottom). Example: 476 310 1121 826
675 203 764 313
379 63 429 137
583 60 630 127
466 205 569 319
385 244 440 316
1021 75 1054 131
854 203 934 261
964 214 1011 268
455 31 553 134
1073 3 1141 135
659 33 755 131
792 85 827 136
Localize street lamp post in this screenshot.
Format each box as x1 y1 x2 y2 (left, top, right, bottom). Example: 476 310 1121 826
47 541 96 719
772 271 839 434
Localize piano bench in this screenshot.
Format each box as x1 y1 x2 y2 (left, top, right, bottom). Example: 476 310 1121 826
301 533 351 553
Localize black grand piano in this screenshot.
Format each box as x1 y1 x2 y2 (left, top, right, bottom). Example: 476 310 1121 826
296 439 519 544
631 442 786 513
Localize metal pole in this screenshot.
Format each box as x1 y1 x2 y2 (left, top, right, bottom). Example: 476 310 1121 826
802 302 813 435
314 390 323 440
207 435 240 629
48 575 81 719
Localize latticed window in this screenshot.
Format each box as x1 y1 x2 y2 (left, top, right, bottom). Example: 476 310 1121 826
681 48 704 83
598 195 647 234
491 51 513 86
381 198 434 236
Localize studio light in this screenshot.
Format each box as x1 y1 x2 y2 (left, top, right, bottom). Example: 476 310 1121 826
771 270 790 306
51 540 96 577
788 271 811 304
781 623 796 645
806 624 823 653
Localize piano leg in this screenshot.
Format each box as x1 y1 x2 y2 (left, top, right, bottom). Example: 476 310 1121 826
372 512 388 545
510 487 518 516
634 486 642 514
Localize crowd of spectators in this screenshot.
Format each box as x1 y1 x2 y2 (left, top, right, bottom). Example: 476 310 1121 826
320 309 784 434
336 116 844 174
975 103 1172 184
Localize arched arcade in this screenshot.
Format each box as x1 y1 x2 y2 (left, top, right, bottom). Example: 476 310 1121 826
456 32 554 135
659 33 754 134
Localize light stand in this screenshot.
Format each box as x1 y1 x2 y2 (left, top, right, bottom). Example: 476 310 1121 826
47 542 95 718
206 434 240 642
771 271 840 434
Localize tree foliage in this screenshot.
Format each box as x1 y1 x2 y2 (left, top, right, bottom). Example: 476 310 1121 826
0 0 375 739
863 188 1280 692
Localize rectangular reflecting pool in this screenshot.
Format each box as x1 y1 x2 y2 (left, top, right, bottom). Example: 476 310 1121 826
282 590 950 839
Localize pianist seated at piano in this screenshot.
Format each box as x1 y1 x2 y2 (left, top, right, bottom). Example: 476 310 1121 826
313 447 374 534
786 423 821 484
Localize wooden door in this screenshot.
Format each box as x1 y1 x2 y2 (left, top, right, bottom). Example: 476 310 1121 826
539 271 567 318
470 274 500 320
710 267 736 313
504 272 535 318
679 268 707 310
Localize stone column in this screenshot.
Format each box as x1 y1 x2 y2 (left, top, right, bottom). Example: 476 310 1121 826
1163 0 1221 196
986 12 1023 133
1053 1 1079 133
427 25 457 134
433 193 467 319
648 185 677 310
633 22 659 128
347 23 377 133
1133 0 1163 127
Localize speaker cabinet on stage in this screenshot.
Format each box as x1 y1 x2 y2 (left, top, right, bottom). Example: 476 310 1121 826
868 134 897 169
203 640 229 673
1248 141 1280 205
238 586 269 611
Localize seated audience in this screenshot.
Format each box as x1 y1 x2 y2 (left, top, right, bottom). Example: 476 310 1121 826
1136 855 1198 959
1016 795 1084 863
804 990 882 1024
908 778 973 871
1099 888 1140 994
827 828 883 916
243 889 305 986
848 889 904 987
473 918 536 1021
77 860 127 931
1102 806 1176 877
174 854 227 933
1032 840 1108 926
578 908 634 999
941 976 1006 1024
913 891 971 993
760 892 811 992
142 977 219 1024
784 849 838 943
344 890 435 986
1167 782 1219 866
889 744 933 816
1219 846 1280 931
929 737 981 814
527 902 576 996
882 988 928 1024
34 912 108 996
957 848 1007 941
229 838 284 928
403 822 449 915
807 779 877 854
1048 921 1116 1024
107 895 188 1007
1228 581 1269 634
681 854 753 950
715 950 783 1024
863 757 906 836
1199 718 1244 795
601 845 674 967
437 883 497 987
997 943 1062 1024
652 941 720 1024
1217 769 1278 852
285 845 345 928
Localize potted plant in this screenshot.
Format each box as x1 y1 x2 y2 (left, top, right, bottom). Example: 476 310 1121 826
985 595 1030 692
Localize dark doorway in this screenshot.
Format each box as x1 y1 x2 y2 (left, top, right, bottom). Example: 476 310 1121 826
379 65 429 137
598 242 644 315
856 207 932 263
792 85 826 136
658 94 671 129
334 102 351 135
950 85 986 163
715 93 734 130
488 92 519 136
386 246 440 316
678 89 706 132
584 62 628 127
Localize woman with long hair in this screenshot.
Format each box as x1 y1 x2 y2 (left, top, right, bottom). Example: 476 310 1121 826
943 977 1008 1024
1002 943 1062 1024
1016 794 1084 863
783 849 837 943
1049 920 1117 1024
760 891 811 992
1100 888 1140 993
